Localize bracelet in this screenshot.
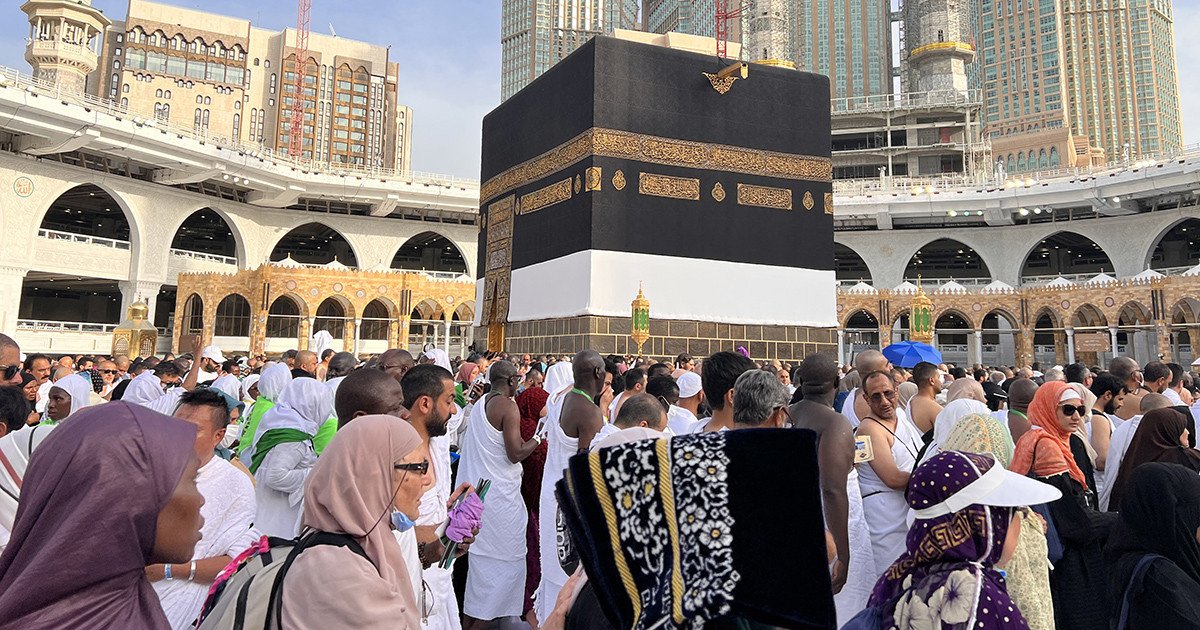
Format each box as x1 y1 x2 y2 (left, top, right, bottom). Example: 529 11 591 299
164 564 173 581
532 434 542 445
188 561 196 582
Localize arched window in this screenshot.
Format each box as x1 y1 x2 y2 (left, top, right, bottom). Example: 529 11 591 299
1038 148 1048 169
1017 151 1027 171
1049 147 1060 167
233 113 240 139
314 298 346 338
361 300 391 340
182 294 204 335
214 294 251 336
267 297 301 339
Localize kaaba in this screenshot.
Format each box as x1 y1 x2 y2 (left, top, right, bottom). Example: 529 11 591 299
475 35 836 360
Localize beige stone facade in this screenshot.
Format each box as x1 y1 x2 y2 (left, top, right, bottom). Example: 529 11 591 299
174 264 475 357
484 316 837 362
87 0 413 171
837 274 1200 367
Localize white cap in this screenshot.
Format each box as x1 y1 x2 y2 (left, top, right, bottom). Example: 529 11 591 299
677 371 702 399
201 346 226 363
1059 388 1083 403
911 457 1063 520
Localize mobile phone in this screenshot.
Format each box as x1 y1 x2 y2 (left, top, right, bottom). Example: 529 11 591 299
534 417 547 439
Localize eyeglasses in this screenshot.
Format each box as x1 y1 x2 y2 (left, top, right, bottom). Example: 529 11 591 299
0 365 18 381
1060 404 1088 417
378 364 405 371
868 390 898 402
100 369 119 375
395 460 430 475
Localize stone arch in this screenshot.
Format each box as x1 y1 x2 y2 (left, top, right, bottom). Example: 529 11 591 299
270 222 359 267
1117 301 1153 326
1171 298 1200 325
410 298 443 321
983 308 1020 329
934 308 975 331
314 296 354 338
904 238 990 281
36 182 142 250
1146 217 1200 271
266 294 306 339
834 242 872 283
1071 303 1108 328
391 231 469 275
180 293 204 335
842 308 879 329
1019 231 1114 281
169 207 246 266
213 293 252 336
1032 306 1062 329
452 301 476 321
360 298 396 341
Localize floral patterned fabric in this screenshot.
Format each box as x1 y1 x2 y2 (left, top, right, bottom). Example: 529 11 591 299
868 451 1028 630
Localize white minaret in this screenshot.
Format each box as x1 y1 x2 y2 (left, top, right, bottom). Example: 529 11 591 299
903 0 974 94
21 0 111 93
746 0 792 66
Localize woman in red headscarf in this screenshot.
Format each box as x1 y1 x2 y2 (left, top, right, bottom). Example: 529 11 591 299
1010 380 1119 630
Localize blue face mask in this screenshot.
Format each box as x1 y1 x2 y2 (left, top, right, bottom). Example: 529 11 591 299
391 510 415 532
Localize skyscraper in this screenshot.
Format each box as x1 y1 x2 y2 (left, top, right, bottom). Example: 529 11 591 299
980 0 1182 173
81 0 413 170
500 0 640 101
794 0 891 99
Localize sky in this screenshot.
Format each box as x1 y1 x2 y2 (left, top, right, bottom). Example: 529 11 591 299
0 1 1196 179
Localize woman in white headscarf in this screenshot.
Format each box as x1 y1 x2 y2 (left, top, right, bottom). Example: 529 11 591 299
121 370 168 407
240 373 261 405
535 359 576 622
424 348 452 372
238 363 292 465
251 377 333 537
916 397 995 466
44 374 96 424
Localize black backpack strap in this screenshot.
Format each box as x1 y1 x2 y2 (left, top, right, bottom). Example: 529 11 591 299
265 531 372 629
1116 554 1162 630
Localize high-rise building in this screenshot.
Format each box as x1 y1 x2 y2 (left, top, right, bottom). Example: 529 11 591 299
500 0 639 101
74 0 412 171
979 0 1181 173
794 0 891 99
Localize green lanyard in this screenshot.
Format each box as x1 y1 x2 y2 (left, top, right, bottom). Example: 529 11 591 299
571 387 593 400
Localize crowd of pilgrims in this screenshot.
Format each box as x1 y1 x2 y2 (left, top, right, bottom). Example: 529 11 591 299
0 330 1199 629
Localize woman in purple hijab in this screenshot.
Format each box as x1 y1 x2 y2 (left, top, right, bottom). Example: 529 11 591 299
860 451 1060 630
0 401 204 628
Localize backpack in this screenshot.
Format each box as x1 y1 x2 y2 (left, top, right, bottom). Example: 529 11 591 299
196 530 370 630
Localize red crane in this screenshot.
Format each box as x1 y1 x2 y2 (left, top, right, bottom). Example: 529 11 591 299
288 0 311 158
715 0 748 59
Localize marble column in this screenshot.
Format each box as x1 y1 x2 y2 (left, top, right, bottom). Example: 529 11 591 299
1065 328 1076 364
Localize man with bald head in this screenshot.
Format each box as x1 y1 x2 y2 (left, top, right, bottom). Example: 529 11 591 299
845 349 900 429
291 350 317 379
787 353 858 609
536 350 605 623
0 334 20 386
376 348 415 384
334 368 407 427
1000 378 1039 442
1099 392 1174 511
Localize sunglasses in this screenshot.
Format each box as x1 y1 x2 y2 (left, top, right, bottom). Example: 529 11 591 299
1060 404 1088 417
395 459 430 475
868 390 898 402
100 369 119 375
0 365 18 381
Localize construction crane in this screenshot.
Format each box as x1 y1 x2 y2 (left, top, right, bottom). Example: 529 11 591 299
715 0 749 59
288 0 311 158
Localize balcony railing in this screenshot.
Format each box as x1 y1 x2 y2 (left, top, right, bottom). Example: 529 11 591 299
170 248 237 266
38 228 131 250
17 319 117 333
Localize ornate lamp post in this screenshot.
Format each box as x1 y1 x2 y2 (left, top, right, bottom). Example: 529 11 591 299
910 277 934 344
631 284 650 357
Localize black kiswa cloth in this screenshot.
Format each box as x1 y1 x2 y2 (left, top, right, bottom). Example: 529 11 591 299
556 429 834 630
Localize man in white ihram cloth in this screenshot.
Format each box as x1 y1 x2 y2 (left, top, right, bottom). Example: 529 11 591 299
534 361 574 622
458 360 543 628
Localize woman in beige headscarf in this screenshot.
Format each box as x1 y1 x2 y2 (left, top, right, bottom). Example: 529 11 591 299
943 412 1055 630
280 414 432 629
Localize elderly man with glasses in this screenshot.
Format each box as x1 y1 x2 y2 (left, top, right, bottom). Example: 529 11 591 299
854 370 924 575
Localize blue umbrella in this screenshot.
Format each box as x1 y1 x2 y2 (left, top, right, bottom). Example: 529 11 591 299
881 341 943 368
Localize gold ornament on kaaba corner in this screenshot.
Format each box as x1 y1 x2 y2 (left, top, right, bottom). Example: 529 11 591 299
631 284 651 357
112 301 158 358
612 169 627 190
803 191 815 211
712 182 726 202
910 277 934 344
